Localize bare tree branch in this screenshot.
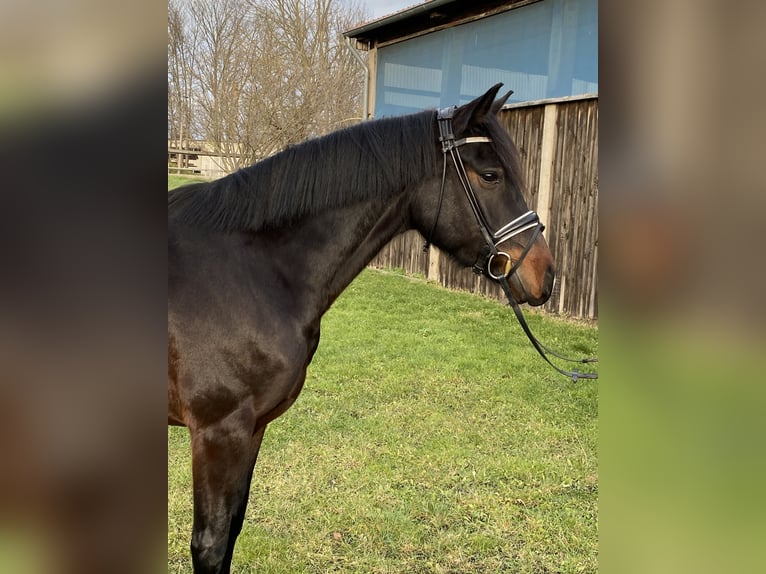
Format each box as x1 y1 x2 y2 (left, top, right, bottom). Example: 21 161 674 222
168 0 369 173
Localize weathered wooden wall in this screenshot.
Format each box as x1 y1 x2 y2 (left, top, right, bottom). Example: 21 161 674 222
546 98 599 319
370 97 598 320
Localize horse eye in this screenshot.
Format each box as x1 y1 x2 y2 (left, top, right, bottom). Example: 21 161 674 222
480 172 499 183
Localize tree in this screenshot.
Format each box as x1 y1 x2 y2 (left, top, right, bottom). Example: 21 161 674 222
168 0 199 170
167 0 369 172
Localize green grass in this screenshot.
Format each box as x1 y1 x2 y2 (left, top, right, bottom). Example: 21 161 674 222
168 174 208 190
168 269 598 573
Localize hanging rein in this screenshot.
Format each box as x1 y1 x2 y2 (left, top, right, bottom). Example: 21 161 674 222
424 106 598 382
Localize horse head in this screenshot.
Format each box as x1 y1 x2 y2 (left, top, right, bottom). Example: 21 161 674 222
413 84 555 306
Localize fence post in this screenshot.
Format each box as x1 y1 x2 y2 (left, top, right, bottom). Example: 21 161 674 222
536 103 569 313
536 103 558 229
427 244 440 283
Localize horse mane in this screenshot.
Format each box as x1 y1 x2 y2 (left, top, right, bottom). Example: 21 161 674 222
168 111 440 232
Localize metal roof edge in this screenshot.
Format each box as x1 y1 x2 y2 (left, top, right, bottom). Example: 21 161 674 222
343 0 460 38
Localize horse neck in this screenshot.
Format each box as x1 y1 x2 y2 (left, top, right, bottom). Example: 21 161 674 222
268 191 413 319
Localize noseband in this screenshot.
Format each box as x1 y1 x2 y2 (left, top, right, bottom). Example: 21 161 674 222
425 106 598 382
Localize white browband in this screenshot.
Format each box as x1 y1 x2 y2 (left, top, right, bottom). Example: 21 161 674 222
455 136 492 146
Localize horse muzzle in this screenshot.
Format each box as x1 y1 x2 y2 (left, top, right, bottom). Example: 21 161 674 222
473 212 554 306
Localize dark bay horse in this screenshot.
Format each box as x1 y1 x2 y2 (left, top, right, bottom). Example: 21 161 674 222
168 84 555 573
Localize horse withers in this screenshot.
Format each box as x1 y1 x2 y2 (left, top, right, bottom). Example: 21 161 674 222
168 84 554 573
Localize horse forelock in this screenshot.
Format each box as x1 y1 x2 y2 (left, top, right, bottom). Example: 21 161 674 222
168 111 440 232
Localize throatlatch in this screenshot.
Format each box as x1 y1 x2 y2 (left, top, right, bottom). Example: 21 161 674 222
431 105 598 382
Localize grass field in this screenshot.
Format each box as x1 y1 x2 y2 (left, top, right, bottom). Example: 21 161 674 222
167 174 208 190
168 266 598 573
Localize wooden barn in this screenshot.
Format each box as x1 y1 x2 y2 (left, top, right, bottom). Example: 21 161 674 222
344 0 598 319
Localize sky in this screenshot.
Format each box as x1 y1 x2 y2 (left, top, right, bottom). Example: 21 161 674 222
363 0 423 20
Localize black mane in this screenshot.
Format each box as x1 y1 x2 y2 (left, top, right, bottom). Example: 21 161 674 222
168 111 440 232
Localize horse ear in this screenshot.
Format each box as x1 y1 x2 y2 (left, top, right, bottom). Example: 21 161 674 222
491 90 514 115
453 83 503 135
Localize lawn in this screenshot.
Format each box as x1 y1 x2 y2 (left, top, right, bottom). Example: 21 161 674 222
167 174 208 190
168 266 598 573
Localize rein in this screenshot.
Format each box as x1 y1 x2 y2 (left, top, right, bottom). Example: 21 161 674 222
427 106 598 382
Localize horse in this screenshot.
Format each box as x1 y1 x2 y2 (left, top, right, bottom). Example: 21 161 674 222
168 84 555 573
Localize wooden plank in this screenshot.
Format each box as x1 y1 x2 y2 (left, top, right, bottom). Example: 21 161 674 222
536 103 558 228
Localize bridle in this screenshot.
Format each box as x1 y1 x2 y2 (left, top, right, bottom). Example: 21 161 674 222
425 106 598 382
